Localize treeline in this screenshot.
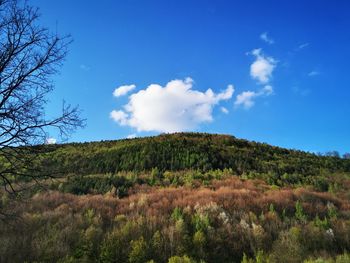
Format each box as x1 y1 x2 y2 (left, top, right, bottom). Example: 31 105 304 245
34 133 350 178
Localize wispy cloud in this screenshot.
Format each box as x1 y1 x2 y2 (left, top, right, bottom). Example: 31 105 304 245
250 48 277 84
308 70 320 77
110 78 234 133
234 91 256 109
80 64 91 71
262 85 274 95
292 86 311 97
234 85 274 109
297 43 309 50
113 84 136 97
260 32 274 44
220 107 229 114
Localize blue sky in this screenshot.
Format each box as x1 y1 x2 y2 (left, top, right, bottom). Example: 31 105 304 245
32 0 350 154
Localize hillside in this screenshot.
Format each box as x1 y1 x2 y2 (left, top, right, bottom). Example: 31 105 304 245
39 132 349 176
1 133 350 263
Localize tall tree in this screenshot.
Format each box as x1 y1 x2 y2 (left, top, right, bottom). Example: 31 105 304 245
0 0 84 195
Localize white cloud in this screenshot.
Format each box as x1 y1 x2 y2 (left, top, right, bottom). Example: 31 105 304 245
220 107 229 114
110 78 234 133
235 91 256 109
250 49 276 84
234 85 274 109
126 133 137 139
113 84 136 97
308 70 320 77
110 110 128 125
297 43 309 50
45 138 57 144
217 85 235 100
260 32 274 44
262 85 274 95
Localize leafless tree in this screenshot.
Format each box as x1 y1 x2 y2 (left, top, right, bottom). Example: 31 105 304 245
0 0 84 200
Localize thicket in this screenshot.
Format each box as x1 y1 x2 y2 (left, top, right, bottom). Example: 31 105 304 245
1 176 350 262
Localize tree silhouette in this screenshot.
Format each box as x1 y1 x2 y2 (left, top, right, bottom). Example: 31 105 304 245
0 0 84 195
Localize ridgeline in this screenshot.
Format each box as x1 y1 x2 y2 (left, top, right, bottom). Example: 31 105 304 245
40 132 349 177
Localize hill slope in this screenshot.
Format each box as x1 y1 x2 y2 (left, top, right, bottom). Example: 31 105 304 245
40 132 350 177
2 133 350 263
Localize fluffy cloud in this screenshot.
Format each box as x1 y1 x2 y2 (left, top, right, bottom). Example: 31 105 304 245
113 84 136 97
250 49 276 84
110 110 128 125
260 32 274 44
110 78 234 133
234 85 273 109
45 138 57 144
234 91 256 109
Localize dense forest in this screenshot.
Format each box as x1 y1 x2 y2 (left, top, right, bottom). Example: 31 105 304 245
35 132 350 176
1 133 350 263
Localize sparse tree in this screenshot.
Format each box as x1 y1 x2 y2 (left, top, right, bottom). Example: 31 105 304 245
0 0 84 197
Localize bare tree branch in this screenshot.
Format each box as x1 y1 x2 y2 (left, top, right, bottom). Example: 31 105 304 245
0 0 85 198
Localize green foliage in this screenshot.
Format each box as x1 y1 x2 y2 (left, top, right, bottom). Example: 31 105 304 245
99 223 134 262
314 215 330 230
168 255 197 263
295 200 307 222
151 231 164 262
129 237 150 263
172 207 184 221
192 213 210 232
335 253 350 263
61 174 132 197
304 252 350 263
309 176 329 191
270 227 304 263
241 250 270 263
25 133 350 185
255 250 270 263
193 230 206 259
241 253 253 263
327 202 338 219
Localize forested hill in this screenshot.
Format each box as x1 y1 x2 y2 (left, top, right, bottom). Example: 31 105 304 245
39 133 350 177
3 133 350 262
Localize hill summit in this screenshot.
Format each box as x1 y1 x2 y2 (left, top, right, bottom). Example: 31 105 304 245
41 132 350 179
